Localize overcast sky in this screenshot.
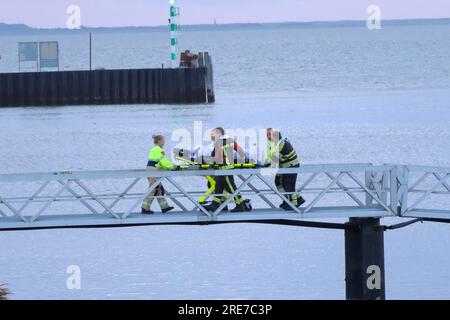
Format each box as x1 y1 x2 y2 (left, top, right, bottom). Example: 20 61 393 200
1 0 449 28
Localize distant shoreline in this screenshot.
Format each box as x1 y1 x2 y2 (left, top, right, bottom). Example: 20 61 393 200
1 18 449 34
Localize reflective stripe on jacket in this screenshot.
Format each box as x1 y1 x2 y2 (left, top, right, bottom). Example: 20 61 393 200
212 136 236 170
266 138 299 168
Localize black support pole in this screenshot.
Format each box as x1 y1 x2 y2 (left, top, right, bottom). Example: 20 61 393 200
345 217 386 300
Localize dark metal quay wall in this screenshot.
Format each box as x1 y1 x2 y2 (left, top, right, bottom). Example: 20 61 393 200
0 67 214 107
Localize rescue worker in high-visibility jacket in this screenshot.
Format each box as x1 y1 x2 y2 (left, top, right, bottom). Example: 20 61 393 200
141 134 177 214
202 127 252 213
265 128 306 210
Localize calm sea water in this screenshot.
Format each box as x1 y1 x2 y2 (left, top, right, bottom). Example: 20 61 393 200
1 23 450 94
0 23 450 299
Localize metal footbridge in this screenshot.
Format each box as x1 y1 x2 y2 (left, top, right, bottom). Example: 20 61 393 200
0 163 449 230
1 163 449 299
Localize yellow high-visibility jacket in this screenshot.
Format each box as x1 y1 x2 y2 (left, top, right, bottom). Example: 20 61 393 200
148 145 174 170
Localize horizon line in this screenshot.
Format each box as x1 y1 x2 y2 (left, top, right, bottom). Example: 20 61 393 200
1 16 450 30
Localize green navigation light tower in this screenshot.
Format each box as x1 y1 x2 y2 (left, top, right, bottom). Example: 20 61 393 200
169 0 180 68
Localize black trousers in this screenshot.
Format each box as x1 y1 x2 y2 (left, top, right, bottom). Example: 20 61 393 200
275 168 299 205
213 175 244 205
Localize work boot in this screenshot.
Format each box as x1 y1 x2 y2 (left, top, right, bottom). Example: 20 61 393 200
231 204 246 212
202 202 230 212
231 201 252 213
280 202 295 211
279 202 288 209
297 197 306 207
202 202 221 212
280 197 306 211
141 208 154 215
162 206 175 214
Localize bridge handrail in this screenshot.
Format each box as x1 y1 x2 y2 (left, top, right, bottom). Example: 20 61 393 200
0 163 390 183
396 165 450 218
405 165 450 173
